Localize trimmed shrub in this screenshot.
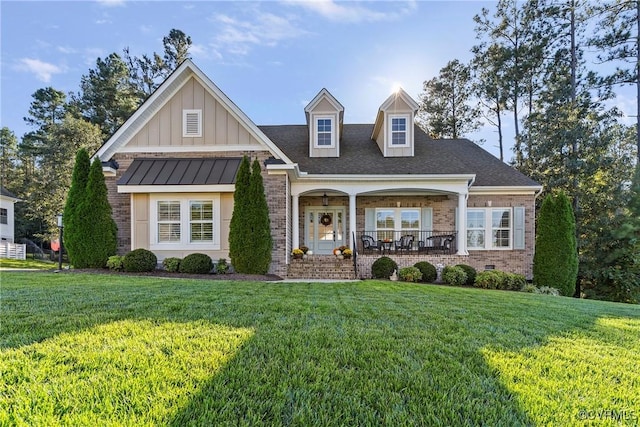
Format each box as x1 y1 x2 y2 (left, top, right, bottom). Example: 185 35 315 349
399 266 423 282
414 261 437 283
106 255 124 271
64 148 91 268
475 270 526 291
123 249 157 272
216 258 229 274
179 253 213 274
371 256 398 279
442 266 467 286
504 273 526 291
162 257 181 273
455 264 477 286
475 270 504 289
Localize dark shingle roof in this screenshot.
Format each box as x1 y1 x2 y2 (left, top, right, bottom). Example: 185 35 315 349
118 158 242 186
0 186 17 198
259 124 539 187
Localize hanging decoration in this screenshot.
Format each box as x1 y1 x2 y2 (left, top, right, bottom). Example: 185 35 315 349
320 214 332 226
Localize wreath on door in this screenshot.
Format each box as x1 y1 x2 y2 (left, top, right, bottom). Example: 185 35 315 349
320 214 332 226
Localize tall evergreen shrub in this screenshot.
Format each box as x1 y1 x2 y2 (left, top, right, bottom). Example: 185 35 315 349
63 148 91 267
229 156 251 273
75 158 117 268
246 158 272 274
533 191 578 296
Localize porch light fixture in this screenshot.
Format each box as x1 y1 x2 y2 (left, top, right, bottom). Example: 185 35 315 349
322 193 329 206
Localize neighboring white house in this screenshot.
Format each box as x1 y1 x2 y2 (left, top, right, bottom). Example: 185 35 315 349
0 186 25 260
0 186 19 243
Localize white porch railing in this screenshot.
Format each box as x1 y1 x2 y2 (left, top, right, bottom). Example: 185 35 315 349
0 242 26 260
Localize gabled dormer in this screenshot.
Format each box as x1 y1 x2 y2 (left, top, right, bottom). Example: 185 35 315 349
304 89 344 158
371 88 419 157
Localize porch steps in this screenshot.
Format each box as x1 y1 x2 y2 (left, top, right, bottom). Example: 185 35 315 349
287 255 357 280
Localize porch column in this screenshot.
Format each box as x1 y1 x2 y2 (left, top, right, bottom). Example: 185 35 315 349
292 194 299 251
457 192 468 255
349 193 356 250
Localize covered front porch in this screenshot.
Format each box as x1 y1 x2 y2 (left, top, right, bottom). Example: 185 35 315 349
289 177 474 260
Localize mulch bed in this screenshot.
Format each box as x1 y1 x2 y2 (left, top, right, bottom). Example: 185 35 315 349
55 268 283 281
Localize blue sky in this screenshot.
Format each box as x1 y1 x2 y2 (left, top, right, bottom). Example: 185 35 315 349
1 1 635 161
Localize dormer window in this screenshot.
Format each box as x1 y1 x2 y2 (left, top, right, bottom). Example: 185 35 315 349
390 115 408 145
316 117 334 147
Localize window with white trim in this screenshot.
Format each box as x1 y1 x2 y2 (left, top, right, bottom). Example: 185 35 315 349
157 201 180 242
151 195 220 250
376 208 420 240
390 116 407 145
316 117 333 146
190 201 213 242
467 208 512 250
0 208 7 225
183 109 202 137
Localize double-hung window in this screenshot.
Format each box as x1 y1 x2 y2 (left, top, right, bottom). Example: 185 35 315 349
467 208 512 250
0 208 7 225
390 116 407 145
316 118 333 146
151 195 220 250
375 208 420 241
190 201 213 242
158 201 181 242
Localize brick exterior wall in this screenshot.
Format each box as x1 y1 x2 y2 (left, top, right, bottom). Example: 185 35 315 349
106 149 290 277
107 150 535 280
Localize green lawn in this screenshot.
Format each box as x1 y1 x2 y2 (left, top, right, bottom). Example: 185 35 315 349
1 273 638 426
0 258 59 270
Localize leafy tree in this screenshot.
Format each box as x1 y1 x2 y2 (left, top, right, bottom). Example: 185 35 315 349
63 148 91 267
73 53 139 137
590 0 640 163
228 156 251 273
246 158 272 274
74 158 117 268
533 191 578 296
471 43 510 160
125 28 192 99
0 127 19 191
583 164 640 303
473 0 548 165
417 59 481 139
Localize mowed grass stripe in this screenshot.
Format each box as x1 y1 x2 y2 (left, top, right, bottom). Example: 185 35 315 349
1 272 638 426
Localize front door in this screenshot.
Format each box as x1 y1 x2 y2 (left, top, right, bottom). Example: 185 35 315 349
305 208 345 255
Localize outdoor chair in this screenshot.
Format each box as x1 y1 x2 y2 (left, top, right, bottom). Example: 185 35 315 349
394 235 414 253
361 235 381 253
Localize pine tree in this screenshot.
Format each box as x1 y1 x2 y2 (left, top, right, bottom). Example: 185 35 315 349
533 191 578 296
63 148 91 267
228 156 251 273
246 158 272 274
75 158 117 268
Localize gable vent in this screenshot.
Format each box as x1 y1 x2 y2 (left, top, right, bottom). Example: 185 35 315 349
183 109 202 137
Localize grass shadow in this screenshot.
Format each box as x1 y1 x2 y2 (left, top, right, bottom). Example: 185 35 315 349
2 273 639 425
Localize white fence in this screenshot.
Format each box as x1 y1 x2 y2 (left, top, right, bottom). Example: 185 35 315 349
0 242 26 260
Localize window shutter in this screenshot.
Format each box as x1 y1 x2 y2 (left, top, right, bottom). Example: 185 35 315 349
421 207 433 231
514 207 525 249
365 208 375 235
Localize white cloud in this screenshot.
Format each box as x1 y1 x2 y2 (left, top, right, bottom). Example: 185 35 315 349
209 9 308 58
15 58 65 82
285 0 417 23
96 0 126 7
